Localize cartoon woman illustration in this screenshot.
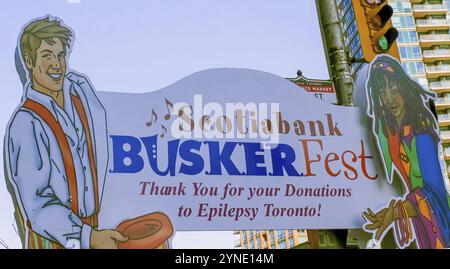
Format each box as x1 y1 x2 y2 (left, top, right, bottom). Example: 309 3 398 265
363 55 450 249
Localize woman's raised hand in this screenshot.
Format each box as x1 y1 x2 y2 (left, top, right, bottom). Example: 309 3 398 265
363 199 396 240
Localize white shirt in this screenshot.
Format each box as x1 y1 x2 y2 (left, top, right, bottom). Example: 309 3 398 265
4 72 108 249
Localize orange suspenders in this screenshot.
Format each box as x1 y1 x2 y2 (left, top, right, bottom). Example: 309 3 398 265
71 94 100 226
21 95 99 248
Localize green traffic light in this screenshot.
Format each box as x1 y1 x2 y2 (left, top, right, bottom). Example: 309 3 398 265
378 36 389 51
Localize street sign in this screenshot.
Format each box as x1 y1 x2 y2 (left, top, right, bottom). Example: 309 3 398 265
287 71 337 104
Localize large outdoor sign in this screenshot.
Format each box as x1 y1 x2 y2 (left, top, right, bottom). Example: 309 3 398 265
97 67 395 233
4 16 449 249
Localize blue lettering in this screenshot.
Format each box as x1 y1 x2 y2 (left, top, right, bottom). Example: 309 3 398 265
179 140 204 175
242 142 267 176
270 143 301 176
205 141 241 175
110 135 144 173
141 135 179 176
110 135 302 177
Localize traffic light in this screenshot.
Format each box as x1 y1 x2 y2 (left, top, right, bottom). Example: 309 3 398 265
351 0 400 62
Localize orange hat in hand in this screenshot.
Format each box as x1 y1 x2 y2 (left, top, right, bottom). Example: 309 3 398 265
116 212 174 249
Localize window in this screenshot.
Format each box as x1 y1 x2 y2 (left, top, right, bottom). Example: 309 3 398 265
397 31 418 44
287 230 293 237
278 240 287 249
354 48 363 58
392 15 415 28
401 47 408 58
341 0 352 12
402 62 425 75
245 231 250 242
349 34 361 56
277 230 285 240
289 238 295 248
266 232 272 243
399 45 422 59
391 0 412 13
417 77 429 90
343 9 355 26
351 48 364 74
412 46 421 58
271 242 276 249
341 10 356 35
345 20 358 46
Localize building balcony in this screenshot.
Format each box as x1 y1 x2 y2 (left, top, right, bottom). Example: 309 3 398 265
420 34 450 47
444 168 450 181
444 147 450 160
441 130 450 144
426 65 450 79
423 49 450 63
429 80 450 93
416 19 450 33
438 113 450 127
413 4 447 18
434 96 450 110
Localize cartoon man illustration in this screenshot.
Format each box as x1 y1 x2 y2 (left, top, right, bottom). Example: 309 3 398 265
4 16 128 249
363 55 450 249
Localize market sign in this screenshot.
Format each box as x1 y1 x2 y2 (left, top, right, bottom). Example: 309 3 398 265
97 68 396 231
288 71 337 104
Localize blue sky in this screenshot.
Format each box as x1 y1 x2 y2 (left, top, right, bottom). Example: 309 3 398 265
0 0 328 249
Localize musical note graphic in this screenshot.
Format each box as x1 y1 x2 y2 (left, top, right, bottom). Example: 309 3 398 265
163 98 174 120
160 125 167 138
146 109 158 127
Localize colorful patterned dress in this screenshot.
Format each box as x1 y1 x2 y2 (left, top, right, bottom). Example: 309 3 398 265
377 120 450 248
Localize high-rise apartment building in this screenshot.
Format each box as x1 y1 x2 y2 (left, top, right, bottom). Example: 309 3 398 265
235 230 308 249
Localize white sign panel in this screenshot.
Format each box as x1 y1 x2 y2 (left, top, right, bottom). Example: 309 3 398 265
97 68 396 231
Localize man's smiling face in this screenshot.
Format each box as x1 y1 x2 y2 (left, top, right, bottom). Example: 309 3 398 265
30 38 66 93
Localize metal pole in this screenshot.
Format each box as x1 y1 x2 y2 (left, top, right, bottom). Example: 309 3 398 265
316 0 354 106
311 0 352 249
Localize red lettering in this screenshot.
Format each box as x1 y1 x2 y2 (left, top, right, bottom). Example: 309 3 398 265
324 152 341 177
342 150 358 180
358 140 378 180
300 139 323 177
